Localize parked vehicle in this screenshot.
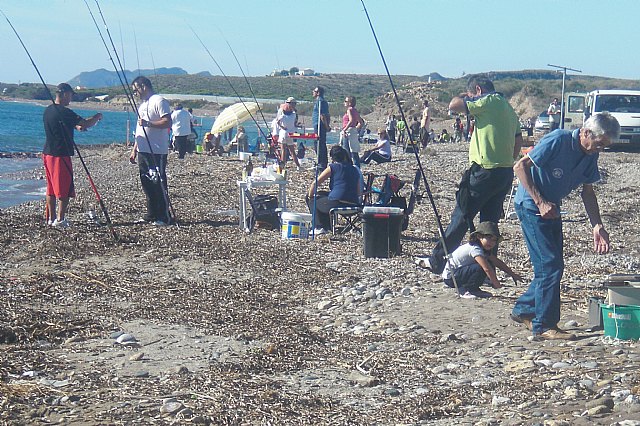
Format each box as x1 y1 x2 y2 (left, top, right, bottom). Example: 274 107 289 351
534 110 550 131
562 92 587 130
562 89 640 146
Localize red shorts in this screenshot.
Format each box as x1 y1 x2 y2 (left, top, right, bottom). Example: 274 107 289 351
43 155 75 198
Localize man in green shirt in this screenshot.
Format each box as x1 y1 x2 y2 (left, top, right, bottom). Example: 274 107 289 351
416 75 522 276
396 118 406 146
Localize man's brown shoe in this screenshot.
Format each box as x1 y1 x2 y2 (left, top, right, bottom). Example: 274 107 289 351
510 313 533 331
535 328 576 341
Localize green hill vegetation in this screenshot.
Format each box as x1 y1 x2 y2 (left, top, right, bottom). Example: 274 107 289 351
3 70 640 120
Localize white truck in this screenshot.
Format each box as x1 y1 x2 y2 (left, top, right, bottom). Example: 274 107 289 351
563 89 640 146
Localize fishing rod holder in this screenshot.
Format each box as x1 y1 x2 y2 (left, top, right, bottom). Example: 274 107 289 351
146 168 160 184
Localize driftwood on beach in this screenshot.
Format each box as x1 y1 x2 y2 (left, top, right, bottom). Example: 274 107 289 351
1 143 639 424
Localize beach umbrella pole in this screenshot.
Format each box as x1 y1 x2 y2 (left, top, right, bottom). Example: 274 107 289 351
312 160 318 240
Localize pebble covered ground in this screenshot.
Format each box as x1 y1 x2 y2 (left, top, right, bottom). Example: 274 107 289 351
1 141 639 425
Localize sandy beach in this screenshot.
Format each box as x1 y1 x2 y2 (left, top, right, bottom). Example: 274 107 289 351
1 142 640 424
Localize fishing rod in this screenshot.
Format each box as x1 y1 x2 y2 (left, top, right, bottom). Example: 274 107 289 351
188 26 271 152
85 0 176 224
84 1 134 110
359 0 461 296
219 32 271 133
1 9 119 242
218 33 280 167
117 21 133 146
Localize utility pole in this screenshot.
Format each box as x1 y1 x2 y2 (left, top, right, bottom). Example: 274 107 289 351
548 64 582 129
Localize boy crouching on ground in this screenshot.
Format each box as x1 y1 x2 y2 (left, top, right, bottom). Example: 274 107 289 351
440 221 522 299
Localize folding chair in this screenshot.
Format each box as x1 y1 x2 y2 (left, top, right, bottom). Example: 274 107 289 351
503 177 519 220
330 206 363 235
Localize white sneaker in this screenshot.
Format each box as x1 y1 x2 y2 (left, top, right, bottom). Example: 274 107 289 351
52 218 70 229
414 257 432 270
47 219 54 226
312 228 327 236
460 291 477 299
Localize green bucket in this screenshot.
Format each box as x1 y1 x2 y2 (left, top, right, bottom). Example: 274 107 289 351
602 304 640 340
196 144 204 154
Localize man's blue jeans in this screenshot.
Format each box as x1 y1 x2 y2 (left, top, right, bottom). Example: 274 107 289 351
429 165 513 273
512 202 564 334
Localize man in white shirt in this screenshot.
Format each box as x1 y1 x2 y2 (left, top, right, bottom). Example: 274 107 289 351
420 100 431 147
171 104 192 159
129 76 172 225
547 98 561 131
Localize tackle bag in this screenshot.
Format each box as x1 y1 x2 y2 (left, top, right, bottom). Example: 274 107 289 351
246 193 280 231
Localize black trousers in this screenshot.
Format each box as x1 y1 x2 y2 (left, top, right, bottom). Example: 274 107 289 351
315 126 328 169
138 152 169 222
174 135 189 159
444 262 488 293
306 191 344 230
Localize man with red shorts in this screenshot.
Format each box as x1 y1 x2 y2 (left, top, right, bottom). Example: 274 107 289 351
43 83 102 228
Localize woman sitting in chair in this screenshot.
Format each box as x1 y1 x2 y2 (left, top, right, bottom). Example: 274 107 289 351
360 128 392 165
306 145 361 235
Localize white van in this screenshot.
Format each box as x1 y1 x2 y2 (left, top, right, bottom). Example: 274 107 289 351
564 89 640 146
562 92 587 130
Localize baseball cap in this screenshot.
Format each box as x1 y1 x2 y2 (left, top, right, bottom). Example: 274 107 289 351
285 97 296 103
56 83 75 94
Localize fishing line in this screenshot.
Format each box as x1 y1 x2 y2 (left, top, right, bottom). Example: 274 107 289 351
134 28 140 76
188 25 267 146
359 0 461 296
118 21 126 70
1 8 118 241
149 48 157 81
86 0 176 223
218 30 271 138
217 30 279 166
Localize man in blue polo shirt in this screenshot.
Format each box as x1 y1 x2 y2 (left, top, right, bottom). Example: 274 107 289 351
510 112 620 341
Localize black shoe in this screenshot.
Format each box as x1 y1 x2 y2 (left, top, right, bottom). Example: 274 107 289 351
467 289 493 298
430 257 446 274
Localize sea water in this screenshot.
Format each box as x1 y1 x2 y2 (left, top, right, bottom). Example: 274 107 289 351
0 157 44 208
0 100 338 208
0 100 144 208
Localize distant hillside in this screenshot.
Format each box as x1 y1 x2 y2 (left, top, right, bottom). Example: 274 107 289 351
4 69 640 122
425 72 447 82
68 67 212 88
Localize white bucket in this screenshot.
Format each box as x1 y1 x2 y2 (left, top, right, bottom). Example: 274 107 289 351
239 152 251 161
281 212 312 239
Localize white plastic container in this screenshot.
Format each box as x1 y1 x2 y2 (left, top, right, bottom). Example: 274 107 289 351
281 212 312 239
362 206 404 215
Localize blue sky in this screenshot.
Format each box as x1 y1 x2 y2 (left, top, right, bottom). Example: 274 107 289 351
2 0 639 85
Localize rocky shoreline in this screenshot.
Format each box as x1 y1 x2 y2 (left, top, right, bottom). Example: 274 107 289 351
1 143 639 424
